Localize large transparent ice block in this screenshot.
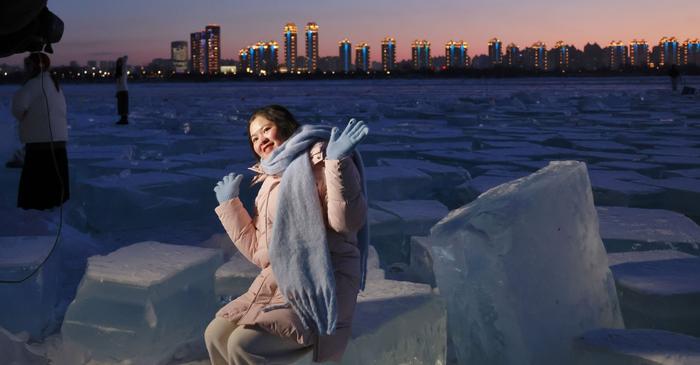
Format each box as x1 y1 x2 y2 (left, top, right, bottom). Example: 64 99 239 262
430 161 623 365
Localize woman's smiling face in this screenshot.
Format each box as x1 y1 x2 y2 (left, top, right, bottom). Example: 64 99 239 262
249 116 285 160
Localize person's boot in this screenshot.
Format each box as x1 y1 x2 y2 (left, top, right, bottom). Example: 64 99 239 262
116 116 129 125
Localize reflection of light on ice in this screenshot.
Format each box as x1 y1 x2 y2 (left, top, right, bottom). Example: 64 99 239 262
431 246 455 262
61 321 136 334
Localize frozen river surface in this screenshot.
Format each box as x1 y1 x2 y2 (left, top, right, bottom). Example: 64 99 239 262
1 77 700 364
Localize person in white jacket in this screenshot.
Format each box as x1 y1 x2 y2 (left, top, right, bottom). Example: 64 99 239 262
115 55 129 125
11 52 69 210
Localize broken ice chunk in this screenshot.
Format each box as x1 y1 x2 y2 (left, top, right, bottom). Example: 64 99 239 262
430 161 623 365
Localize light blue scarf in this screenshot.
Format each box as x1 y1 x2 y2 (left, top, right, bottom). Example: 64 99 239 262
261 124 369 336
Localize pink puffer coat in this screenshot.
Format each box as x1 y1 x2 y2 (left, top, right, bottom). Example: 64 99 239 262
214 141 367 362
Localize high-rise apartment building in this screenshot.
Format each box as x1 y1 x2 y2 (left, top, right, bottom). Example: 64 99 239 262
171 41 188 73
284 23 298 73
549 41 570 71
190 25 220 74
239 48 250 73
190 32 204 74
488 38 503 66
629 39 649 68
505 43 521 67
607 41 628 69
683 38 700 66
205 25 220 74
305 22 319 72
355 42 370 72
242 41 279 75
658 37 681 66
263 41 279 73
524 42 547 70
381 37 397 72
411 40 431 70
445 40 469 69
249 44 258 74
339 39 352 74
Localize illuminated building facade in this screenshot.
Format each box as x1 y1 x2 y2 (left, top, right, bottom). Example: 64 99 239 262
488 38 503 66
263 41 279 73
190 31 204 74
243 41 279 75
248 44 260 74
659 37 681 66
548 41 570 71
607 41 628 69
171 41 188 73
205 25 220 74
445 40 469 69
239 48 249 73
381 37 396 72
411 40 431 70
355 42 370 72
284 23 298 73
505 43 521 67
339 39 352 74
683 38 700 66
524 42 547 70
629 39 649 67
190 25 220 74
305 22 319 72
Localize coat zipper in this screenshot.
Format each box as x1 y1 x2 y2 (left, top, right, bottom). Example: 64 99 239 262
241 176 277 319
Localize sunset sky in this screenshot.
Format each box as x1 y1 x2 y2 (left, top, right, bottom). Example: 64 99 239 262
3 0 699 66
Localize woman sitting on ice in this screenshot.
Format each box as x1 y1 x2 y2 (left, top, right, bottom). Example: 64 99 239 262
205 105 369 365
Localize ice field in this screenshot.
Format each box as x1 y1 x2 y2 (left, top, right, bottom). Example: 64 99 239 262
1 77 700 364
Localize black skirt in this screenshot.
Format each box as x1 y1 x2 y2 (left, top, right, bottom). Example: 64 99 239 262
17 142 70 210
117 90 129 116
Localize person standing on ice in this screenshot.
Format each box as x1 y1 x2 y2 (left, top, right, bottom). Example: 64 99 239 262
11 52 69 210
205 105 369 365
669 64 681 92
115 55 129 125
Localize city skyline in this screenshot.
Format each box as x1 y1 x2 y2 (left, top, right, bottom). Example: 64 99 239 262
2 0 698 66
237 33 700 74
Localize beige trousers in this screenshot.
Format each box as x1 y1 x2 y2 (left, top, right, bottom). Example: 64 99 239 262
204 317 313 365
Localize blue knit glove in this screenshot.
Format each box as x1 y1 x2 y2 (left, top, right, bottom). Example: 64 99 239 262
214 172 243 204
326 119 369 160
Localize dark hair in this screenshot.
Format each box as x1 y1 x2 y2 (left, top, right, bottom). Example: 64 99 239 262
247 105 301 160
24 52 60 92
